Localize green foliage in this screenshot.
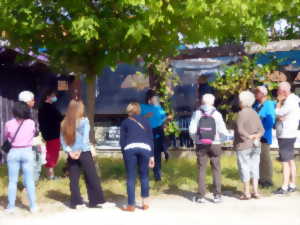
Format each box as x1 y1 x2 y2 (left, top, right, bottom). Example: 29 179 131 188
1 0 300 77
148 59 181 137
210 56 279 122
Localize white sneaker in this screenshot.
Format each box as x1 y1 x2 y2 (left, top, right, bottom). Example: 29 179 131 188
5 208 16 214
192 196 207 204
75 204 86 210
213 195 223 203
98 202 116 209
30 207 40 213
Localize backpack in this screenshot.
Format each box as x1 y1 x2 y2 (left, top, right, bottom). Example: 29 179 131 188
197 109 216 145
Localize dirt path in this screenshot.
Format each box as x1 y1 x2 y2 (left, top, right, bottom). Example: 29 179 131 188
1 193 300 225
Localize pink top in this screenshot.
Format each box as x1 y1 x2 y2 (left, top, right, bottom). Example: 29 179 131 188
4 118 36 147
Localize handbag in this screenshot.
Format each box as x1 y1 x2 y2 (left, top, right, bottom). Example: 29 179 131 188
1 120 25 153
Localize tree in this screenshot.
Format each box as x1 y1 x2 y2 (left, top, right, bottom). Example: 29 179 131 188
210 56 279 125
1 0 300 141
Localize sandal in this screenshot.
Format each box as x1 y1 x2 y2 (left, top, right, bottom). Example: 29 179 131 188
239 194 251 200
252 193 261 199
142 204 150 210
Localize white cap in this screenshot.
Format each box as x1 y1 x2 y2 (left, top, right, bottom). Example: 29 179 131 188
18 91 34 102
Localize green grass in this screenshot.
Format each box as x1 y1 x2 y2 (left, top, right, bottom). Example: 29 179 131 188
0 155 299 207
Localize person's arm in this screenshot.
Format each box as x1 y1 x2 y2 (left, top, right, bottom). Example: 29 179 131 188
262 103 276 131
189 111 200 142
276 97 291 117
256 118 265 139
215 112 230 138
159 107 167 124
54 107 64 122
82 118 91 151
4 122 9 140
29 120 37 137
236 112 251 141
119 121 127 151
60 132 72 153
145 120 154 157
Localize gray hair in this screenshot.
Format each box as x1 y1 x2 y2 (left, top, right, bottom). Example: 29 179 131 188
239 90 255 108
256 86 268 96
202 94 215 106
278 81 291 92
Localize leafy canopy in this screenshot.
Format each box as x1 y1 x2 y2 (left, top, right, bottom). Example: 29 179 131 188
1 0 300 76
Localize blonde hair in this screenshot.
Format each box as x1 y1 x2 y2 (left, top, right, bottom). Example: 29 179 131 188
126 102 140 116
61 100 85 146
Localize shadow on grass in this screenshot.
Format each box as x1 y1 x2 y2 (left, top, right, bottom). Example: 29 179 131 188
104 190 126 209
46 190 70 207
0 195 28 210
163 185 195 201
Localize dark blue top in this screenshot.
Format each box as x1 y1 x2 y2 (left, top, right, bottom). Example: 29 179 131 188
253 100 276 144
120 115 154 156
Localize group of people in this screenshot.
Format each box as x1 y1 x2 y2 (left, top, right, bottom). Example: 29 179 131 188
1 80 299 213
1 88 167 213
189 81 299 202
2 89 64 213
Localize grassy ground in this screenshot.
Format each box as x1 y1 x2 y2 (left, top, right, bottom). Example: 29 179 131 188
0 154 299 208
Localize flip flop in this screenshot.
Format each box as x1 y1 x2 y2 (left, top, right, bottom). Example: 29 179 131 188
239 194 251 200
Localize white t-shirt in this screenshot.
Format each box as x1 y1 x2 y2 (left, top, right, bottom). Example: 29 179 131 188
276 93 300 138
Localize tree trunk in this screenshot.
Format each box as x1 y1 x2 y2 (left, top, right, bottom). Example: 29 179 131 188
86 76 96 144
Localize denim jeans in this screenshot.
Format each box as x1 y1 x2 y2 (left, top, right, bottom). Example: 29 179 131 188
123 148 151 206
32 146 43 183
7 147 36 210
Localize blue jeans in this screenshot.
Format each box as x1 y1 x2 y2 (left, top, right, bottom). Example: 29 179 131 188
7 147 36 210
32 146 43 183
123 148 151 206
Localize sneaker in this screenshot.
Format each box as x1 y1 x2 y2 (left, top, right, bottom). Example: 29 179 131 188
30 207 39 213
70 204 86 209
193 196 206 203
97 202 116 209
213 195 222 203
288 186 297 193
273 187 288 195
5 208 15 214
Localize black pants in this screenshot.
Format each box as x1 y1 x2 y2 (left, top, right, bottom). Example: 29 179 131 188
196 144 222 198
67 151 105 207
152 126 165 180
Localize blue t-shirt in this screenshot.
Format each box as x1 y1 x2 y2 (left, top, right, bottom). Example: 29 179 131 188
253 100 276 144
140 104 166 129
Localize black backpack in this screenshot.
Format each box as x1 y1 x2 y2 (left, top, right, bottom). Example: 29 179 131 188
197 109 216 145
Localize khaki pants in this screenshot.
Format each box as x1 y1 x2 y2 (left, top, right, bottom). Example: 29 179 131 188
259 142 273 183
